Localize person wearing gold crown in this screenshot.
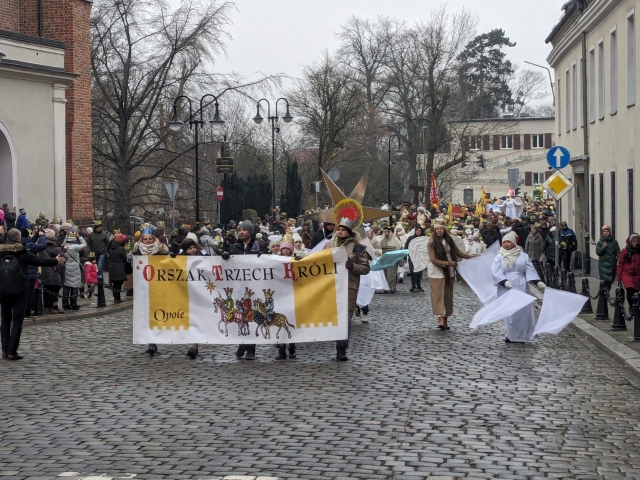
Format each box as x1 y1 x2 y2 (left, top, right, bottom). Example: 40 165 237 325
324 198 371 361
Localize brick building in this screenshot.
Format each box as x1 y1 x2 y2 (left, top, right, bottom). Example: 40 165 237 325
0 0 92 221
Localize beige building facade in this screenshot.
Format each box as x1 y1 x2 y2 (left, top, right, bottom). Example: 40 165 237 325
547 0 640 273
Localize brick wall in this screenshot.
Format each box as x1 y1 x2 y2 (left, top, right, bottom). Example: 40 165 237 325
0 0 20 31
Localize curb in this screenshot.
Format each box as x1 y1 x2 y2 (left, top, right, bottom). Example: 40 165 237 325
529 286 640 379
23 301 133 327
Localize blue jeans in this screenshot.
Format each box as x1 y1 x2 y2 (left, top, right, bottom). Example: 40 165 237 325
336 309 354 351
97 254 106 280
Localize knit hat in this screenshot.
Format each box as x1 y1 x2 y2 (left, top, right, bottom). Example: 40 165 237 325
550 226 557 232
238 220 253 231
280 242 294 252
186 232 198 242
292 233 302 242
201 227 210 236
86 227 93 234
44 228 56 240
502 231 517 245
180 238 198 252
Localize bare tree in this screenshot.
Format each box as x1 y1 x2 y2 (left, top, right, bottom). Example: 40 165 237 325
510 68 550 116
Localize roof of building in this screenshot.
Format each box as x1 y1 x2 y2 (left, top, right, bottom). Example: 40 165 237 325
545 0 588 44
451 116 555 124
0 30 65 49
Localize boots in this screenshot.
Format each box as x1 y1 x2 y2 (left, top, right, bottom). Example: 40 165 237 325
336 347 348 361
147 344 157 355
62 287 71 310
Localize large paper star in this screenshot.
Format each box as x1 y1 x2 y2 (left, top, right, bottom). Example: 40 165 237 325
302 168 392 225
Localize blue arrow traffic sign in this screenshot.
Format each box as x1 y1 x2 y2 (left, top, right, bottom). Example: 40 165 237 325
546 146 570 169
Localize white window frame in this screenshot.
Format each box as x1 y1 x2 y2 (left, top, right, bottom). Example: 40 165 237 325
469 135 482 150
589 47 596 123
572 62 578 129
566 68 571 133
500 135 513 149
627 10 635 107
558 77 563 134
598 39 605 120
611 27 618 115
532 134 544 148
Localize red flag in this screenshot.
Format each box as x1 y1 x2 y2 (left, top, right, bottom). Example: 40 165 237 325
430 173 439 210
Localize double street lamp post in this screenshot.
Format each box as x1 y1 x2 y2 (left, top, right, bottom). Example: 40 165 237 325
388 134 404 223
168 94 225 224
253 98 293 210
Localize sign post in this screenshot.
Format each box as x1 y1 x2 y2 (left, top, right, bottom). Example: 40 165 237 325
542 167 574 270
164 181 179 231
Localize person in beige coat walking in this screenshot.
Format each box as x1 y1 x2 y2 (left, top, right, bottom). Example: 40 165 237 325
427 223 475 330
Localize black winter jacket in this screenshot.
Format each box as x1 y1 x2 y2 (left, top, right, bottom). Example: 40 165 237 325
107 242 129 282
0 242 58 292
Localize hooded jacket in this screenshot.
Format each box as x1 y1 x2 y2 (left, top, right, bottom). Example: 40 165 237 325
87 230 109 256
617 234 640 290
38 240 62 286
63 236 87 288
596 234 621 285
0 242 59 294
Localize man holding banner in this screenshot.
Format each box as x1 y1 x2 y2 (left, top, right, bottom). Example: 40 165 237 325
324 199 371 361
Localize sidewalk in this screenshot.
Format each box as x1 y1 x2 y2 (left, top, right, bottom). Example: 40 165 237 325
23 284 133 327
533 272 640 378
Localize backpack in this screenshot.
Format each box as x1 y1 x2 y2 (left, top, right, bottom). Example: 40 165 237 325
0 255 26 297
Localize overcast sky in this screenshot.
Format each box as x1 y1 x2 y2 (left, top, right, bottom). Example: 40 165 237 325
208 0 563 97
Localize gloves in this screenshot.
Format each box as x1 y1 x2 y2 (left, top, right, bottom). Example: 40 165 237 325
294 255 301 261
345 258 354 270
504 281 513 289
537 282 546 289
221 252 230 261
257 252 262 258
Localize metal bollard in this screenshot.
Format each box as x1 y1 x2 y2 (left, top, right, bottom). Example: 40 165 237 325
580 278 594 313
611 285 628 331
552 266 560 290
560 268 567 291
97 280 107 308
594 281 609 320
34 281 44 316
633 293 640 341
533 260 545 285
567 272 577 293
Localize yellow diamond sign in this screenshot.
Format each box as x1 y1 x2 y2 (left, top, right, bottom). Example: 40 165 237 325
542 170 573 200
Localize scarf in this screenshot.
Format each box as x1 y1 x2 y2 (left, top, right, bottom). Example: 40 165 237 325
500 245 521 268
334 236 353 248
139 240 159 256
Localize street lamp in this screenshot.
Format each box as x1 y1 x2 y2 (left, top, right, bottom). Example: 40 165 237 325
168 93 225 223
253 97 293 210
388 134 404 220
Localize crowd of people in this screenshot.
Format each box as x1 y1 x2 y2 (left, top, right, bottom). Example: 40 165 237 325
1 192 639 361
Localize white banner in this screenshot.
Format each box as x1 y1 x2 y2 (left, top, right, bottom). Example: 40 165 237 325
132 248 348 345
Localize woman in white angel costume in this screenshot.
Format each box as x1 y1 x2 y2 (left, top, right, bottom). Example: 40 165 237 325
491 231 546 343
495 194 522 218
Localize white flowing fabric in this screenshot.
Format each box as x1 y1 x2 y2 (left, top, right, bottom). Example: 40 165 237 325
470 289 536 329
532 288 587 336
491 251 541 342
456 241 500 306
308 238 331 255
408 236 429 273
357 269 389 307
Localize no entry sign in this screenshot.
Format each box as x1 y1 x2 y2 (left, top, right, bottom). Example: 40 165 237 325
216 186 224 201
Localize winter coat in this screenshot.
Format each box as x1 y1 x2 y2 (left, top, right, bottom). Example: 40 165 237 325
86 230 109 256
482 228 502 248
84 262 98 284
23 234 47 280
616 236 640 290
38 241 63 286
199 234 218 256
0 242 58 295
542 234 556 262
63 237 87 288
2 209 15 229
559 227 577 252
107 241 129 282
324 239 371 310
311 226 333 248
426 235 474 279
15 214 29 230
596 235 620 286
524 233 543 262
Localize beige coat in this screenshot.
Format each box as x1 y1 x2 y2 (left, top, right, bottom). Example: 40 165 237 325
426 236 474 279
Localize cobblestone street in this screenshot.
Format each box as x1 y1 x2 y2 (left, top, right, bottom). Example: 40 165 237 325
2 282 640 480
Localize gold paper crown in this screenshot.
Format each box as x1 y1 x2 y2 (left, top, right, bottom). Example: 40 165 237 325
333 198 364 231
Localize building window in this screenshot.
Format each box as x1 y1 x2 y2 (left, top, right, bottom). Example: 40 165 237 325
532 172 547 184
629 169 635 234
558 78 562 134
628 12 635 106
580 56 585 127
501 135 513 149
589 47 596 123
611 171 616 237
470 135 482 150
566 69 571 132
611 29 618 115
590 173 596 240
598 40 605 119
572 63 578 129
599 173 605 231
532 134 544 148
